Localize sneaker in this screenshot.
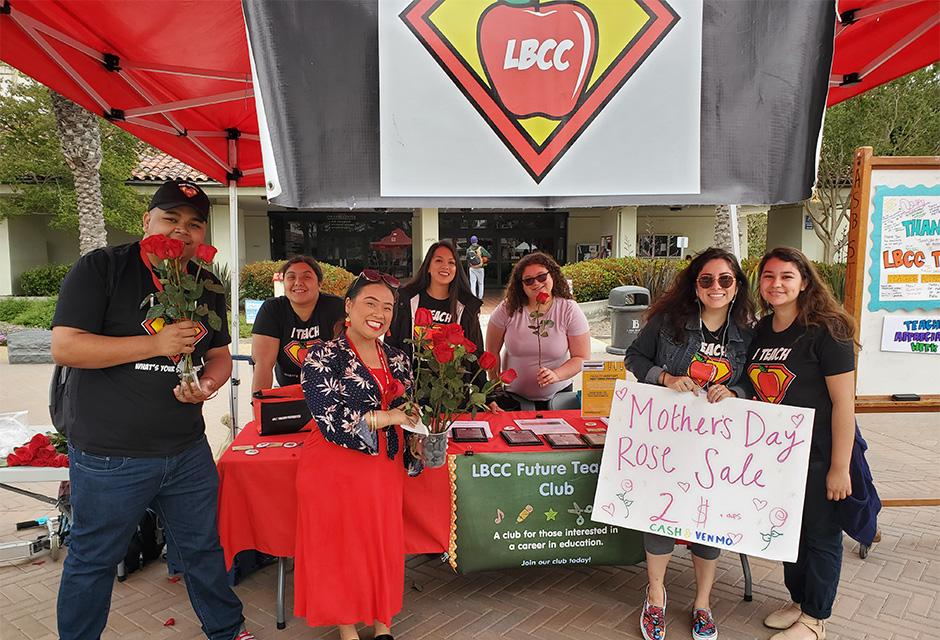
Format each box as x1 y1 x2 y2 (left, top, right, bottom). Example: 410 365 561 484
691 608 718 640
235 632 256 640
763 603 803 630
640 586 667 640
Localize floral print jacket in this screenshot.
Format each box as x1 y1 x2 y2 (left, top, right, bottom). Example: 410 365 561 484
301 335 422 476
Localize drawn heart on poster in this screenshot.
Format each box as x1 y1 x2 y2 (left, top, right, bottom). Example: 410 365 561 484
601 503 616 517
615 388 629 401
752 498 768 511
727 532 743 545
791 414 804 428
677 481 691 493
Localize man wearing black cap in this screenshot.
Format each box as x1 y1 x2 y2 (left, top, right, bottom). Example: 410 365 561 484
51 180 254 640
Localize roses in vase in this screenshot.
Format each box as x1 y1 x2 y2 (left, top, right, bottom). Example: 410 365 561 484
407 311 515 435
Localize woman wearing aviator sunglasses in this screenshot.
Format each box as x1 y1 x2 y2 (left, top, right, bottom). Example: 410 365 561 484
485 252 591 409
625 247 755 640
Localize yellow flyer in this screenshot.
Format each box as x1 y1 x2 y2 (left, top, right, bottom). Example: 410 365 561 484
581 361 627 417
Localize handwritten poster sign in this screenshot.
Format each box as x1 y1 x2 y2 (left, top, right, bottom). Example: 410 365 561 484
591 381 814 562
881 316 940 354
868 185 940 311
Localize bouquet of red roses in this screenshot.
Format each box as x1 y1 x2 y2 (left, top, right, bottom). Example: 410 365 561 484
140 237 225 387
407 309 516 436
5 433 69 468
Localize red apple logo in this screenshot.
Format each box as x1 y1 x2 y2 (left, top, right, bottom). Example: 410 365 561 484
478 0 598 119
688 354 718 386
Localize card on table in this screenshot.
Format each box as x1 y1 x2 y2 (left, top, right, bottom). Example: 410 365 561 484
452 426 489 443
500 429 542 447
581 432 606 448
544 432 588 449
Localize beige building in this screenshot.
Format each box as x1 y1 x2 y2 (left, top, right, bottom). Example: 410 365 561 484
0 155 840 296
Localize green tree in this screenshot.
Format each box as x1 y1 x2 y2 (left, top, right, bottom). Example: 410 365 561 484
807 64 940 263
0 76 145 237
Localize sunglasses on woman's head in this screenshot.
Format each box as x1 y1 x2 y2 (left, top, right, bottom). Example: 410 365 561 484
521 272 550 287
696 274 736 289
359 269 400 289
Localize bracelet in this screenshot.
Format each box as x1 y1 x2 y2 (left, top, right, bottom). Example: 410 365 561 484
658 371 667 386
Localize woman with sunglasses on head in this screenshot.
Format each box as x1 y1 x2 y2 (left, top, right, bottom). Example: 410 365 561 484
295 270 421 640
748 248 858 640
484 252 591 409
625 247 756 640
251 256 345 392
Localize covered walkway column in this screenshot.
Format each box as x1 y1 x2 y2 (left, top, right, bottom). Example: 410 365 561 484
766 203 811 256
614 206 638 257
412 208 439 275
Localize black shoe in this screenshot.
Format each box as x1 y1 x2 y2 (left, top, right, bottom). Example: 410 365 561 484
374 635 394 640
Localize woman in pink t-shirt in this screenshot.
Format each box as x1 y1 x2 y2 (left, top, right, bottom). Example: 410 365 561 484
485 252 590 408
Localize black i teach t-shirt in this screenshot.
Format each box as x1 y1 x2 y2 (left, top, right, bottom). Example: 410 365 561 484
251 294 344 385
52 242 230 457
746 316 855 462
417 291 454 328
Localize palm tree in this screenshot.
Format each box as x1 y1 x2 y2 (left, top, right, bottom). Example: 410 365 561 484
713 204 733 252
50 91 107 255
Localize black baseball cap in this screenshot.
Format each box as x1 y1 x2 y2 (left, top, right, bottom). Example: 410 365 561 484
148 179 211 221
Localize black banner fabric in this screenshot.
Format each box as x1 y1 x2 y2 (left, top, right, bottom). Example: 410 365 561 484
244 0 834 208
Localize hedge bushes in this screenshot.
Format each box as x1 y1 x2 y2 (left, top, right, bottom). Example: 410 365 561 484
240 260 356 300
561 258 682 303
18 264 71 296
564 256 846 303
0 297 58 328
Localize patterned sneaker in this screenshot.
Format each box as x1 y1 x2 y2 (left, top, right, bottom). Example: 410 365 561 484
692 608 718 640
235 631 256 640
640 587 667 640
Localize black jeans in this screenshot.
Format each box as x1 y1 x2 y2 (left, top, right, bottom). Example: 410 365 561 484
497 385 574 411
785 459 844 619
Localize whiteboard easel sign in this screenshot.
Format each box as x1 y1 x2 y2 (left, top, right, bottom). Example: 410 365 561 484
592 381 814 562
881 316 940 354
244 299 263 325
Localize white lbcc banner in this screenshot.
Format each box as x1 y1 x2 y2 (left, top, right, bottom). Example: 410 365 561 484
592 381 814 562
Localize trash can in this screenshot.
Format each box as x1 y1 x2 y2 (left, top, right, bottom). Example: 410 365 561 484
606 286 650 355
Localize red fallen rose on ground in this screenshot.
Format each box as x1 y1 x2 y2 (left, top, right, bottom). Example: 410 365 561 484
414 307 433 327
500 369 518 384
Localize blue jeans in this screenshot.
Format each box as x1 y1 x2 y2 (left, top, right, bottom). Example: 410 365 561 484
58 438 244 640
469 267 485 299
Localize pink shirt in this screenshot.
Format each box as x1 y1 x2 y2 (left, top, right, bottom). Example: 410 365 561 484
489 298 590 401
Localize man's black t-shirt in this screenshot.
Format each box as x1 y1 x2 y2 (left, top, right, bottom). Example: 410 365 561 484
746 316 855 462
51 242 230 457
251 294 344 386
417 291 453 329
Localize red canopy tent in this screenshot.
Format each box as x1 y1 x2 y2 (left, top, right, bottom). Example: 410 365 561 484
828 0 940 106
369 228 412 249
1 0 937 425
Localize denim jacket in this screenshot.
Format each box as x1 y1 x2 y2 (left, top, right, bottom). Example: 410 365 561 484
625 313 753 398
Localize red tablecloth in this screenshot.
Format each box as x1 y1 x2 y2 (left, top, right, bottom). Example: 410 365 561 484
217 410 598 568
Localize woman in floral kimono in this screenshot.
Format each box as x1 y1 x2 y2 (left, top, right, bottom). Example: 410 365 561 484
295 270 421 640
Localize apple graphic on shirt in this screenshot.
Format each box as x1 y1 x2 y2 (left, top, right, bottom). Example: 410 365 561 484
479 0 598 119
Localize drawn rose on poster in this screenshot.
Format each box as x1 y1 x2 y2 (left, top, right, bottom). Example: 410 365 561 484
760 507 788 551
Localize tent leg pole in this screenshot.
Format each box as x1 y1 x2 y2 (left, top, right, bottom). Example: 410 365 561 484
228 171 240 440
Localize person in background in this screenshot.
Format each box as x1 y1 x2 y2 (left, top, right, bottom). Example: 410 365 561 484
625 246 756 640
484 252 590 410
295 270 421 640
749 248 858 640
465 235 491 299
251 256 344 391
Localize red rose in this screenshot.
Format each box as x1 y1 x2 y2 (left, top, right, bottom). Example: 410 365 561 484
140 234 170 260
414 307 433 327
29 433 51 448
163 238 185 260
195 243 218 264
442 323 465 344
536 291 550 304
35 445 57 462
6 453 23 466
478 351 497 370
500 369 518 384
55 454 69 468
13 445 33 464
433 343 454 363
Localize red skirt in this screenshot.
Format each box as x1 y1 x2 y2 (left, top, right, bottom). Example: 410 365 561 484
293 426 406 627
